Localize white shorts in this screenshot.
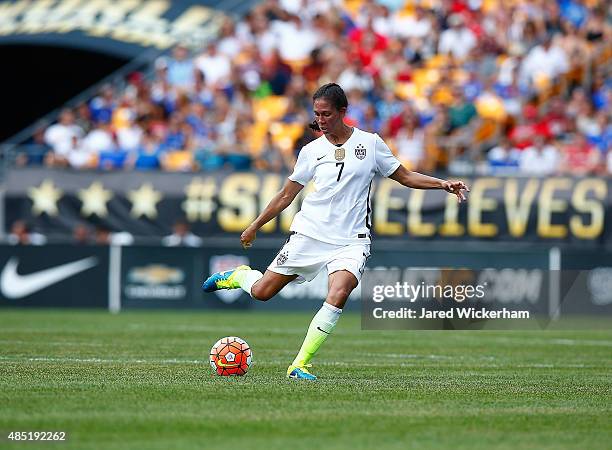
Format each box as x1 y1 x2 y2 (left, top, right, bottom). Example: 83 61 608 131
268 233 370 284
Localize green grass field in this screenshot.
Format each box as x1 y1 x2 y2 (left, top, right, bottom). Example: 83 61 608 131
1 309 611 450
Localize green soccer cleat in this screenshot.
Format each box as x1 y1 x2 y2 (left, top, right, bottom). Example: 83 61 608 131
202 265 251 292
287 364 317 381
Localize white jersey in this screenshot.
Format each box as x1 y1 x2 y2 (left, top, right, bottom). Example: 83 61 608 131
288 127 401 245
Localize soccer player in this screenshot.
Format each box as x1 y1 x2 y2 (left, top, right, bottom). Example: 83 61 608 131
203 83 468 380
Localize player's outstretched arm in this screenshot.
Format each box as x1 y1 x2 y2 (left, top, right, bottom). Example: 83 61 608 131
389 165 469 202
240 179 304 248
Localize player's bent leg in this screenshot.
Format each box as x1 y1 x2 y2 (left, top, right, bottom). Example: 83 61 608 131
202 266 295 301
288 270 358 380
250 270 297 301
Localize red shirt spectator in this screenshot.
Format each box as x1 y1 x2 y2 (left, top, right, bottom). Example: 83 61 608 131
508 105 553 149
560 135 600 175
348 20 388 68
541 98 571 138
386 105 419 139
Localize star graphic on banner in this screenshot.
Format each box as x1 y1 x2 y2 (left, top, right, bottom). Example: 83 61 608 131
27 179 63 216
78 181 113 217
127 183 163 219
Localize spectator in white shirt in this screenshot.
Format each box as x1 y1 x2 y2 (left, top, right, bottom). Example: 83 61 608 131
519 34 569 90
488 137 520 174
94 226 134 246
338 59 373 93
66 135 94 169
250 13 278 59
217 18 242 59
438 14 477 60
392 6 432 39
117 117 143 153
44 109 84 167
519 136 560 176
395 114 426 171
83 121 115 156
195 43 232 89
275 15 319 62
162 220 203 247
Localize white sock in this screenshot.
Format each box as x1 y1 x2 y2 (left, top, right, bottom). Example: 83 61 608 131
317 302 343 332
233 269 263 297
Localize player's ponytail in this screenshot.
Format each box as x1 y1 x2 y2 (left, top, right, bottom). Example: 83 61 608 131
309 119 321 131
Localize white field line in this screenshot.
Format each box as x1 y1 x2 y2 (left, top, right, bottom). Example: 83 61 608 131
0 339 105 347
2 334 611 349
0 356 204 365
0 355 607 370
2 335 611 357
484 337 612 347
362 352 499 362
549 338 612 347
0 325 311 335
363 353 457 360
2 325 611 345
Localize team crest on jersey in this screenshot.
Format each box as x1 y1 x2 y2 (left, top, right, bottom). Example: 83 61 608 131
335 148 345 161
355 144 366 160
277 250 289 266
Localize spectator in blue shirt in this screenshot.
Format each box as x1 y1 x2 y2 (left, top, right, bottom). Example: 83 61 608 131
167 44 196 90
129 132 162 170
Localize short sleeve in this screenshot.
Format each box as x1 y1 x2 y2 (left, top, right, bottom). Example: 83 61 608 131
375 134 401 177
288 147 313 186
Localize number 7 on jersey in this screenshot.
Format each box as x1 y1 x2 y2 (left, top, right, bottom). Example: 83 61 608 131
335 162 344 182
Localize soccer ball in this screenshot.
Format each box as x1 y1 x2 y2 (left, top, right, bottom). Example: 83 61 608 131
210 336 252 376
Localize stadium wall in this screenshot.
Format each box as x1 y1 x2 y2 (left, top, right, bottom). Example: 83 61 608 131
0 243 611 317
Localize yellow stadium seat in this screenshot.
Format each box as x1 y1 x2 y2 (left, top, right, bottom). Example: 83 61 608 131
245 121 269 155
482 0 498 13
395 82 417 100
534 72 552 92
432 86 453 105
476 95 507 121
162 150 194 172
397 1 415 17
420 0 436 9
474 119 499 142
253 96 289 122
343 0 365 17
426 54 449 69
412 68 440 90
452 69 468 85
270 122 303 152
112 107 132 130
284 58 310 74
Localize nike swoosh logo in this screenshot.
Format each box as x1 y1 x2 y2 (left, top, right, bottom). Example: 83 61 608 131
217 360 240 368
316 154 326 160
316 326 330 335
0 256 98 299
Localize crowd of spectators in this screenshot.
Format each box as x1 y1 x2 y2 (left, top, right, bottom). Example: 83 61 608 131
19 0 611 177
6 219 202 247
